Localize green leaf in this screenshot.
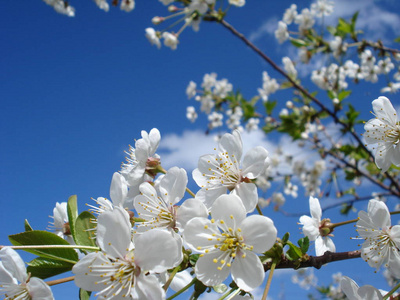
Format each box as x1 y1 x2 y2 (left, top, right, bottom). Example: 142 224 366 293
337 18 352 35
264 100 277 116
285 241 302 260
394 37 400 43
79 289 91 300
340 203 353 215
27 257 74 279
24 219 33 231
67 195 79 244
74 211 97 249
9 230 78 264
298 236 309 254
338 90 351 101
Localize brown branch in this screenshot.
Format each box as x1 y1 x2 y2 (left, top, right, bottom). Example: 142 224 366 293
265 250 361 271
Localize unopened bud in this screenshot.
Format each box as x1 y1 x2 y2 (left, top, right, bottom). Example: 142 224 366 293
333 98 339 105
152 16 165 25
168 5 178 12
286 101 294 109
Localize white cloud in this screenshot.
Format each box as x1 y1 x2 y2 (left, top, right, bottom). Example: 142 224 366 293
248 17 279 43
158 129 318 172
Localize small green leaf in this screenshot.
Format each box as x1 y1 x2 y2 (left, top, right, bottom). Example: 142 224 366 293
74 211 97 249
340 203 353 215
67 195 79 244
264 100 277 116
281 232 290 244
27 257 74 279
298 236 309 254
394 37 400 43
290 38 308 48
24 219 33 231
9 230 78 264
338 90 351 101
285 241 302 260
79 289 91 300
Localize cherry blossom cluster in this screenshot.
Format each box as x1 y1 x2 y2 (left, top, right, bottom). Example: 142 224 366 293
275 1 400 96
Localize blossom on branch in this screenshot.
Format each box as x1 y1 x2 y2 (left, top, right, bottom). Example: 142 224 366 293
340 276 383 300
193 130 269 212
363 96 400 172
183 194 277 291
299 196 336 256
72 206 182 299
356 199 400 278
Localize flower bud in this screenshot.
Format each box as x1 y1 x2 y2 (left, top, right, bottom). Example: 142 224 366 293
152 16 165 25
168 5 179 12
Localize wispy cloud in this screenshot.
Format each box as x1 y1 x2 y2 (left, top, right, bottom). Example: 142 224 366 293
248 16 279 43
158 129 319 172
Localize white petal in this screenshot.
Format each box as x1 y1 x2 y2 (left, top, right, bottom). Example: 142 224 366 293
72 252 106 292
232 182 258 213
170 270 193 292
28 277 54 300
358 285 384 300
340 276 360 300
135 138 150 163
367 200 391 228
315 236 335 256
134 273 165 300
96 206 132 258
0 247 27 283
148 128 161 156
195 251 230 287
159 167 187 205
219 130 243 161
231 251 264 292
240 215 277 253
388 249 400 279
241 146 269 178
391 145 400 165
372 96 397 126
375 143 393 172
211 194 246 230
390 225 400 249
134 230 182 272
0 261 17 285
110 172 128 207
299 215 319 241
183 218 222 252
199 186 227 210
176 198 208 232
309 196 322 221
192 168 208 187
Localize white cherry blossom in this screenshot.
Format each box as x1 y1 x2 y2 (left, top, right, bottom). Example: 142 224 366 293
228 0 245 7
145 28 161 49
193 130 269 212
363 96 400 172
282 4 297 24
162 32 179 50
120 128 161 201
120 0 135 12
299 196 336 256
275 21 289 44
356 199 400 278
0 247 54 300
134 167 208 234
48 202 74 245
183 194 277 291
72 206 182 299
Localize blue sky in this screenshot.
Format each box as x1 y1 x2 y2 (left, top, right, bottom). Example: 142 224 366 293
1 0 400 299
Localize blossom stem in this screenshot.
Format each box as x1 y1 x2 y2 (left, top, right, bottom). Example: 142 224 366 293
330 210 400 229
166 278 196 300
46 276 75 286
0 245 99 251
256 204 264 216
383 281 400 300
262 261 276 300
163 265 181 291
185 187 196 198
